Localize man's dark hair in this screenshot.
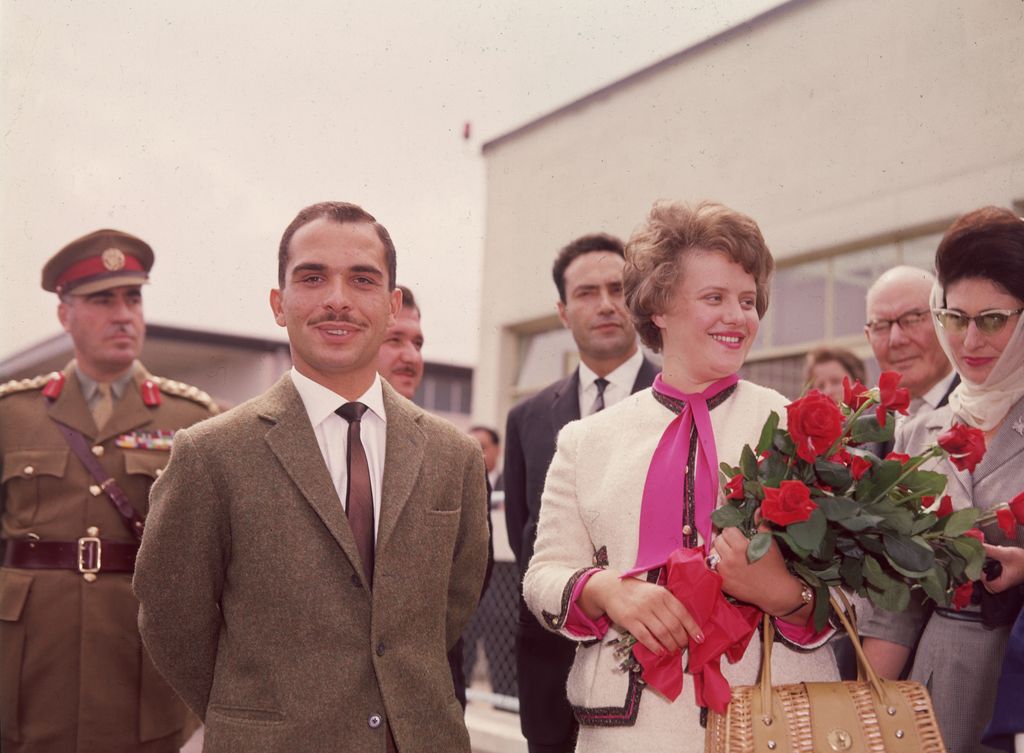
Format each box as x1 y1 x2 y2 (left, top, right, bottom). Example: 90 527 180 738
397 284 419 316
552 233 625 303
278 201 397 290
469 425 500 446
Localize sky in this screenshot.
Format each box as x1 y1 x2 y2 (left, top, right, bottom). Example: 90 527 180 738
1 0 779 366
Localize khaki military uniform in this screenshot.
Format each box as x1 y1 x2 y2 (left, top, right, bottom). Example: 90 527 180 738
0 361 217 753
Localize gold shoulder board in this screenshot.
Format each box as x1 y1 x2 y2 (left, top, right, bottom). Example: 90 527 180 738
150 376 219 414
0 374 50 399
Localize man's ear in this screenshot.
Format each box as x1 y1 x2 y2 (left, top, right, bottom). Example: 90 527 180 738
387 288 401 328
57 300 72 333
556 300 570 329
269 288 286 327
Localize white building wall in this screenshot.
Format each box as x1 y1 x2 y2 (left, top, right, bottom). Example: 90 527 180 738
474 0 1024 426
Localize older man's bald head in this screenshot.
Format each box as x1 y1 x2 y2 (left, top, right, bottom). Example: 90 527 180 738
865 265 951 399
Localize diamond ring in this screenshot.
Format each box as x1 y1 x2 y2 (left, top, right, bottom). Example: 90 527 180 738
706 552 721 571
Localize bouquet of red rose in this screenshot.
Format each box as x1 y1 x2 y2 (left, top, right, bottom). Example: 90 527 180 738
712 372 988 631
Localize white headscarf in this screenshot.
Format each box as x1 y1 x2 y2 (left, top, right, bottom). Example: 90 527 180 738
931 282 1024 430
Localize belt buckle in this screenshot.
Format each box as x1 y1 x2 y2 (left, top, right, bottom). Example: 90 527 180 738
77 536 102 575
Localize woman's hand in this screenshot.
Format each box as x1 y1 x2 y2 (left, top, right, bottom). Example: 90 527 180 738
579 570 704 655
713 526 809 619
982 543 1024 593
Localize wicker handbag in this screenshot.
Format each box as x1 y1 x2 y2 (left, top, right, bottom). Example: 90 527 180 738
704 596 947 753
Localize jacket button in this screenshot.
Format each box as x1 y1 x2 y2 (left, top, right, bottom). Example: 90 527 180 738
23 465 35 476
91 445 105 457
682 524 693 536
351 574 361 587
368 713 382 729
89 484 102 496
376 642 386 656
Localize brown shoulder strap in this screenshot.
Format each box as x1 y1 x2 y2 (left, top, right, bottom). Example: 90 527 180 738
53 419 145 541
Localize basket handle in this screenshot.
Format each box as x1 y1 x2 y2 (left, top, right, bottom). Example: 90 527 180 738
758 591 893 724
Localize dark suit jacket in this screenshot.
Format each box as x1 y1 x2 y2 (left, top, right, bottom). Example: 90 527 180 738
134 375 489 753
503 357 657 746
504 357 659 582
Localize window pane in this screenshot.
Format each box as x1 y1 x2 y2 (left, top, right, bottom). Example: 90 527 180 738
832 245 898 337
772 262 827 346
899 232 943 272
515 328 577 390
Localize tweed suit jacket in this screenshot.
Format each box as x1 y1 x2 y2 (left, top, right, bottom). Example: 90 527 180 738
860 394 1024 753
134 374 489 753
524 383 839 753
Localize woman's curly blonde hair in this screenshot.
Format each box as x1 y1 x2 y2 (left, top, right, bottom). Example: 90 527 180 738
624 200 775 352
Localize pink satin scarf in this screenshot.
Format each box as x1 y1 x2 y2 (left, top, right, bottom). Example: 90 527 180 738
627 373 739 575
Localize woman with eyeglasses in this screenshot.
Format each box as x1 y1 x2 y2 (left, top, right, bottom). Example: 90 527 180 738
862 206 1024 753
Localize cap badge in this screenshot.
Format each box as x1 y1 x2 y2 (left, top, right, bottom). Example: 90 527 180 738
101 247 126 271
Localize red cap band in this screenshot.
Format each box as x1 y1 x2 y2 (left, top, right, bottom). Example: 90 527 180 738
55 253 146 293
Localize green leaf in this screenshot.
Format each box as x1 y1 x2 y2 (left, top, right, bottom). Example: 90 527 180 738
817 496 861 521
898 470 948 498
813 460 852 493
756 411 779 456
867 579 911 612
883 533 935 574
849 412 894 444
811 583 832 631
839 555 864 590
952 537 985 580
863 554 893 589
773 431 796 457
867 460 904 496
920 567 949 606
739 445 758 480
874 506 915 535
747 532 772 563
837 514 886 532
910 513 938 536
720 462 740 478
760 452 789 487
941 508 980 538
788 508 827 551
773 530 812 559
711 505 746 529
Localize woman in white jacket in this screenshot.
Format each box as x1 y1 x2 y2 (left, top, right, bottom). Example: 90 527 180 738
524 200 839 753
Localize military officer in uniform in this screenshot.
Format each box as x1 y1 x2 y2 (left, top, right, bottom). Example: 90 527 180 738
0 229 218 753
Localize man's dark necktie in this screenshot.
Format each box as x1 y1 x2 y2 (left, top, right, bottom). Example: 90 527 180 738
336 402 375 585
592 377 610 414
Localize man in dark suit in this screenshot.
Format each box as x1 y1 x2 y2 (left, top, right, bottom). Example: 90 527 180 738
134 202 489 753
504 233 658 753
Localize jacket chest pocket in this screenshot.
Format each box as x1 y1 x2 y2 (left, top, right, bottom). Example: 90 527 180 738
123 450 169 480
1 449 69 525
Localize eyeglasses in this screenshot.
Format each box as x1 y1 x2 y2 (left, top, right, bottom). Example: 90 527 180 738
932 307 1024 335
865 309 930 338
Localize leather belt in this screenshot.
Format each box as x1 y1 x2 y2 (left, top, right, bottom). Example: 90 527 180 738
3 538 138 574
934 606 985 623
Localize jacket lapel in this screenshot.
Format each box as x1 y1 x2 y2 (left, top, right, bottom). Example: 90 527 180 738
261 376 366 579
377 382 426 556
632 356 659 394
971 398 1024 492
550 370 581 434
47 365 101 438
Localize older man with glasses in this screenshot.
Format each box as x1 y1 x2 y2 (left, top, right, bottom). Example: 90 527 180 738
865 265 959 423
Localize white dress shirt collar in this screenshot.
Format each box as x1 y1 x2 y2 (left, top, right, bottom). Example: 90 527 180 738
577 348 644 417
289 368 387 538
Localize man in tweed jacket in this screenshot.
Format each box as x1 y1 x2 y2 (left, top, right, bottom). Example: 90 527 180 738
134 202 489 753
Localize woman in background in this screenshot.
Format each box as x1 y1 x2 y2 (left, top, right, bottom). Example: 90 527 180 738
803 346 867 403
862 206 1024 753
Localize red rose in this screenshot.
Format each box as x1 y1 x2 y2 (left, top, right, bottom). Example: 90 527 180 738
964 528 985 543
875 371 911 424
830 448 852 464
997 508 1017 539
920 495 934 509
761 480 818 526
937 424 987 473
1008 491 1024 525
884 452 911 465
952 581 975 611
936 495 953 518
725 474 745 500
842 376 870 410
850 454 872 481
787 391 845 463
